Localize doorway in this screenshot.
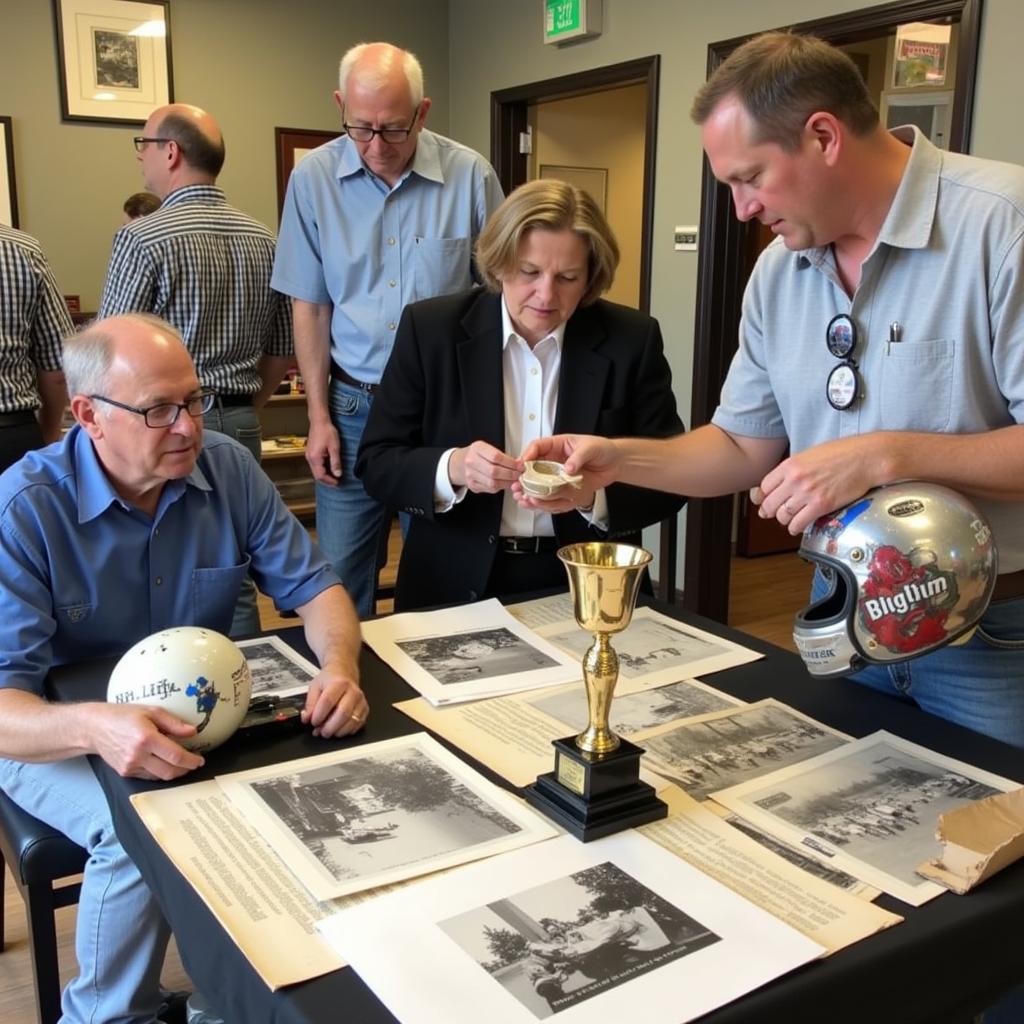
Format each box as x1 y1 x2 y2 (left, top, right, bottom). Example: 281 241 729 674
685 0 984 623
490 56 659 312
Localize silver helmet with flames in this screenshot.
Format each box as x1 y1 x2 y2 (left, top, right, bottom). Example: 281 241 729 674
793 483 997 677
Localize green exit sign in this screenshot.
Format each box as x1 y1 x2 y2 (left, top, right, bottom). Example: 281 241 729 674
543 0 603 45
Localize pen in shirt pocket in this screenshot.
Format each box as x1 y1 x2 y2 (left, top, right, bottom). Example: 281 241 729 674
884 323 901 356
887 321 902 355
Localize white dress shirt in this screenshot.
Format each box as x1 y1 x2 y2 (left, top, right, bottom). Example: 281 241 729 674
433 297 607 534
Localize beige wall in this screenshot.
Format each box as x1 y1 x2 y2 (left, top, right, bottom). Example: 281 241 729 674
532 85 646 308
0 0 451 309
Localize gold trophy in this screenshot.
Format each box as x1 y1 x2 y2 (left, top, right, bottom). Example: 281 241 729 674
525 542 667 841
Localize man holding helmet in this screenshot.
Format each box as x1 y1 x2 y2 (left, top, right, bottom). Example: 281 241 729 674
0 314 365 1023
521 31 1024 750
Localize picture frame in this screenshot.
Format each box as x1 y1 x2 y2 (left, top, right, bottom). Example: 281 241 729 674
53 0 173 125
275 127 341 220
0 116 18 228
539 164 608 214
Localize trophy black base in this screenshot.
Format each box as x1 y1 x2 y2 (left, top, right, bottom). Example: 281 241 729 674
524 735 667 842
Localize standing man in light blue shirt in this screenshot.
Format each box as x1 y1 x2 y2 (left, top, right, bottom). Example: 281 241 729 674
271 40 504 617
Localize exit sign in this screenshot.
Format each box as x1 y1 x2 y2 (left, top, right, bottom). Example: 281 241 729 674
543 0 603 45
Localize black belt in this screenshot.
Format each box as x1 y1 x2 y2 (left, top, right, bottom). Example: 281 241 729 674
330 362 378 395
992 569 1024 602
0 410 36 427
216 394 254 408
498 536 559 555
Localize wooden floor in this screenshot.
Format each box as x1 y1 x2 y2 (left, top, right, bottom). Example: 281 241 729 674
0 540 811 1024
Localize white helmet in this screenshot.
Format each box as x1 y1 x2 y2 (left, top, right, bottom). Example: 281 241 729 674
793 483 997 677
108 627 252 752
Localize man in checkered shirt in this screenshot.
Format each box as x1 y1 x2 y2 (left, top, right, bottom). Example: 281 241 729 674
0 224 70 473
99 103 294 635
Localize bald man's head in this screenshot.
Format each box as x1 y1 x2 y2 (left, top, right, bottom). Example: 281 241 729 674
64 313 193 399
149 103 225 178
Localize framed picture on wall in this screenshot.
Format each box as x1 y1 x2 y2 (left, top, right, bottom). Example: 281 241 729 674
0 116 18 228
539 164 608 214
53 0 173 125
275 127 341 220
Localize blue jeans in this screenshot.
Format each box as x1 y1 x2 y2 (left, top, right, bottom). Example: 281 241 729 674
811 571 1024 748
315 380 389 619
203 405 263 637
0 756 170 1023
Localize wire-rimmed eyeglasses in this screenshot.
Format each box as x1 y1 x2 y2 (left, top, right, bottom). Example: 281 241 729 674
132 136 172 152
90 388 217 428
825 313 862 410
341 105 420 144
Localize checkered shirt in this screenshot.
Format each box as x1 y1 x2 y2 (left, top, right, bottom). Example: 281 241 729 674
0 224 71 412
98 185 292 393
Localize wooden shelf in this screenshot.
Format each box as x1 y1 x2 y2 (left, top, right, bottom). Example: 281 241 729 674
262 378 312 518
262 443 306 461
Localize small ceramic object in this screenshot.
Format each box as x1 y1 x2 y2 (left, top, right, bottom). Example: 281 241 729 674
520 460 584 498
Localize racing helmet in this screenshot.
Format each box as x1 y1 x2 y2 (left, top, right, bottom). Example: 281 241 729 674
108 627 252 752
793 483 997 677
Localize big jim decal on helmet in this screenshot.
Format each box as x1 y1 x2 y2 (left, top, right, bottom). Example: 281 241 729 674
793 483 996 676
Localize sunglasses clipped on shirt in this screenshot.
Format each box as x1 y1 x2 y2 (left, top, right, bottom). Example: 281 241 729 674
824 315 904 410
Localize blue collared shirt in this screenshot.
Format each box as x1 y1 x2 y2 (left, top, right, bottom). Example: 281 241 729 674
271 129 504 382
0 427 338 694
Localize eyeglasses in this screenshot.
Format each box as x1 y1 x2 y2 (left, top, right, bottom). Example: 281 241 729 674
825 313 862 410
132 136 172 152
90 388 216 428
341 105 420 144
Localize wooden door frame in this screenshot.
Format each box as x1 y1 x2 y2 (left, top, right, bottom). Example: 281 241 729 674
490 55 660 313
684 0 984 623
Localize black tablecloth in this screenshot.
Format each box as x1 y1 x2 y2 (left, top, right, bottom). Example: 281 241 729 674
49 601 1024 1024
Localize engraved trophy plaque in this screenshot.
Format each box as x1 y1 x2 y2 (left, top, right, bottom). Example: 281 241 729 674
524 542 667 841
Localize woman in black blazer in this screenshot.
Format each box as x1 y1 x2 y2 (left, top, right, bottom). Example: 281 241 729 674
356 179 685 610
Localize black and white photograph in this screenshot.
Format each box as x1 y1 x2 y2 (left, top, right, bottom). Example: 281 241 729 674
525 678 742 737
316 831 824 1024
54 0 173 124
440 861 720 1018
539 606 761 684
92 27 140 87
636 699 851 802
362 598 579 706
720 814 875 895
218 734 556 900
712 731 1023 905
398 628 559 686
236 636 317 698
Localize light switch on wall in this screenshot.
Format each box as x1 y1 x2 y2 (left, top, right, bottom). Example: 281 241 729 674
674 225 698 251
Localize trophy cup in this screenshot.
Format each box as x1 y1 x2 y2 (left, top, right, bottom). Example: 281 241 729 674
525 542 667 841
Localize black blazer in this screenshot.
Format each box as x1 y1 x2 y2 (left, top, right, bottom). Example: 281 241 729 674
356 288 685 609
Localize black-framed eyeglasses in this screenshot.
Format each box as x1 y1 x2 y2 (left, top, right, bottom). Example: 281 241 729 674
341 105 420 144
132 136 172 152
825 313 862 410
90 388 216 428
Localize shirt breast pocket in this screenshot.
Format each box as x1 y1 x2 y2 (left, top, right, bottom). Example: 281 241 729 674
413 236 472 297
879 337 954 432
55 602 95 632
191 558 251 634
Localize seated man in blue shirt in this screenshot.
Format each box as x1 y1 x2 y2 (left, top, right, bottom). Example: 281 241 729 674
0 313 365 1024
